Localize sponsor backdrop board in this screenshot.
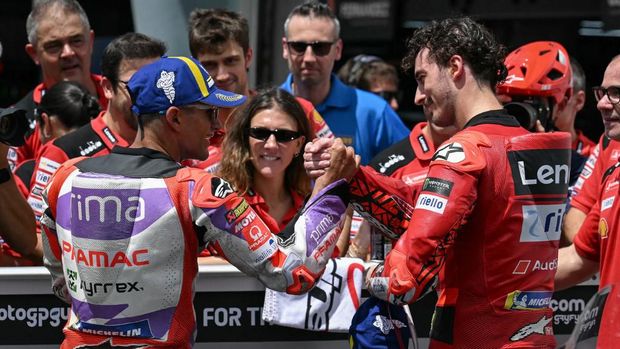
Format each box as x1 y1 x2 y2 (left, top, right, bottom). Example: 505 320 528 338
0 266 598 348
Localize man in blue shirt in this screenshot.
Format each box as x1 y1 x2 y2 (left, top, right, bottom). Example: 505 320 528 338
280 1 409 164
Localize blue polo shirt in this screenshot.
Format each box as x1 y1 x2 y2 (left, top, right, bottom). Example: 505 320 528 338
281 74 409 164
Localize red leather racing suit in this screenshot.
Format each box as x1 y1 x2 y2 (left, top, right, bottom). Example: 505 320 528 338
368 111 571 348
347 122 438 241
40 146 349 348
346 121 436 243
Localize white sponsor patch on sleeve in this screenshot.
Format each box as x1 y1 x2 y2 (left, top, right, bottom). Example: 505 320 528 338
520 204 564 242
39 157 61 173
601 197 615 212
415 193 447 214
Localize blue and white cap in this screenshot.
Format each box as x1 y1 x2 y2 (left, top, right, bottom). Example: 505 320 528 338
127 56 246 115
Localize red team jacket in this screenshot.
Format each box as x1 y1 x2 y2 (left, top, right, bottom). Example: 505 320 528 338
573 136 620 347
366 111 571 348
571 135 620 213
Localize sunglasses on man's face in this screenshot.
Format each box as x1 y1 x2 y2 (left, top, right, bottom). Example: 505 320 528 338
286 41 335 57
374 91 400 103
248 127 302 143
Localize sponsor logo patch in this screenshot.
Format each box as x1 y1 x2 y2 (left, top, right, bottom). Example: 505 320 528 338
78 140 103 156
62 241 150 268
156 70 176 103
211 177 234 198
505 290 553 310
520 204 564 242
35 170 51 185
510 316 553 341
417 135 430 153
508 149 570 196
226 200 249 223
580 167 592 179
76 320 153 338
66 268 78 293
433 142 465 163
512 260 531 275
80 280 143 296
39 157 61 173
599 218 608 239
415 193 447 214
606 180 619 192
422 177 453 196
378 154 405 174
602 196 615 211
102 127 117 143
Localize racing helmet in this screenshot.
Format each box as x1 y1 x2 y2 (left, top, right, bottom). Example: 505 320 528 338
497 41 572 105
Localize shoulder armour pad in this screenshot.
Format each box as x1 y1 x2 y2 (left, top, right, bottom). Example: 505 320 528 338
191 174 238 209
431 130 491 172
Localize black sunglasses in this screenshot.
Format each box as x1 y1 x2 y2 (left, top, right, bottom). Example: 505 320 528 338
286 41 335 57
248 127 302 143
593 86 620 105
374 91 400 102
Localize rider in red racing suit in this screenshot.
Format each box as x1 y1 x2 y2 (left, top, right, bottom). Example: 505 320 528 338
367 111 571 348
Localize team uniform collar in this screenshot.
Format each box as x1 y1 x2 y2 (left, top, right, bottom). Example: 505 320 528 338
463 109 521 129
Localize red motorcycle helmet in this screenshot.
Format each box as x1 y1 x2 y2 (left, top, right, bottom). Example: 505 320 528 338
497 41 572 105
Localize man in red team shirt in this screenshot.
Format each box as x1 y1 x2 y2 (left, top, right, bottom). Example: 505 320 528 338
10 0 107 170
556 54 620 347
562 134 620 244
186 8 333 173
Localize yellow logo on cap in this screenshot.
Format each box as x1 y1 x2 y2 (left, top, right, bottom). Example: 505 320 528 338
171 56 209 97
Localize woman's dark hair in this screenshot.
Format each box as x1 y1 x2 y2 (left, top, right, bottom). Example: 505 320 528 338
218 87 314 195
37 81 100 129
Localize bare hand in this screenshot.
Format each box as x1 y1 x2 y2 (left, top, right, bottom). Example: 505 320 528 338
303 137 334 178
320 138 360 183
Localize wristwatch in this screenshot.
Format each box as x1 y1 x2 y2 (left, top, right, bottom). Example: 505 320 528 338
0 167 11 184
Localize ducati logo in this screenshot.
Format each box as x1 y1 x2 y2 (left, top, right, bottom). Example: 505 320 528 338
433 142 465 163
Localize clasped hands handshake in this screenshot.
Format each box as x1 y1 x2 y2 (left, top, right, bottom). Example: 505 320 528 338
303 137 359 182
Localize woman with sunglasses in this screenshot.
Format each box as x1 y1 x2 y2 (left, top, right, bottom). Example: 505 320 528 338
218 87 313 233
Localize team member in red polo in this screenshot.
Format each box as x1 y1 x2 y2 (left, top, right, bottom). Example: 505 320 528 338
10 0 107 170
556 54 620 348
